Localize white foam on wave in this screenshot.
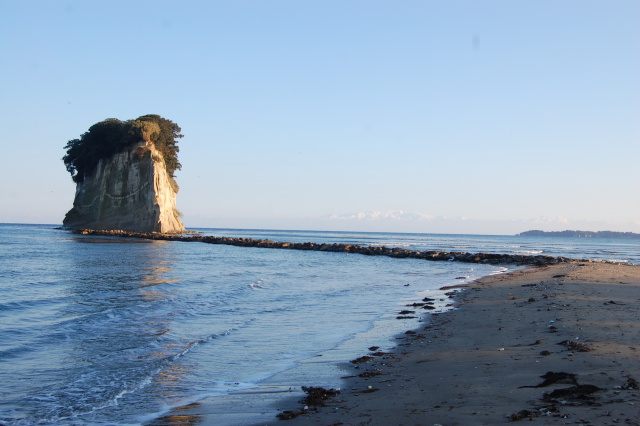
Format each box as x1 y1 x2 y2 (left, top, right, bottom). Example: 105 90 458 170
489 267 511 275
25 372 156 426
367 240 415 247
248 278 268 289
514 250 544 255
56 328 253 424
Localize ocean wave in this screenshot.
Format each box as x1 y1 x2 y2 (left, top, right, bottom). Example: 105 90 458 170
369 242 412 248
514 250 544 255
248 278 268 289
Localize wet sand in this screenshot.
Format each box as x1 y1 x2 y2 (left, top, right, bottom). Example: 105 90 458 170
280 262 640 425
150 262 640 425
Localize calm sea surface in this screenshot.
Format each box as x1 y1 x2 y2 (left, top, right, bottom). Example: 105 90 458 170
0 224 637 425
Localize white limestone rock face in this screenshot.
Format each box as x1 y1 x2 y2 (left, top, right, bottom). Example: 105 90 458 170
63 141 185 233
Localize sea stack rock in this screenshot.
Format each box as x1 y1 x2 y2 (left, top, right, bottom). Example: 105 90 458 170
62 115 186 233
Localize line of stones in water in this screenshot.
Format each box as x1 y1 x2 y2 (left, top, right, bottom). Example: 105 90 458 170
71 229 589 266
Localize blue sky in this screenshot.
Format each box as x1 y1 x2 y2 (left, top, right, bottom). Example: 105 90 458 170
1 1 638 234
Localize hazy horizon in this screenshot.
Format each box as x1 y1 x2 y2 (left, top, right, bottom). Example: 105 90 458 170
3 220 639 238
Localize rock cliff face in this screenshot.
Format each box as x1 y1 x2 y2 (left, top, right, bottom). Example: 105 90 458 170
63 140 185 233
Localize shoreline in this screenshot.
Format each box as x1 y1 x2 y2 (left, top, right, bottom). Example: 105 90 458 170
147 262 640 425
144 282 473 426
91 227 639 424
278 262 640 425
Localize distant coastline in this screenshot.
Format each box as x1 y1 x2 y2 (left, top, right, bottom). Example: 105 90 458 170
518 229 640 239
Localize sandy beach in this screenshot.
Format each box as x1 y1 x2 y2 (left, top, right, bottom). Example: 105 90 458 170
277 262 640 425
150 261 640 425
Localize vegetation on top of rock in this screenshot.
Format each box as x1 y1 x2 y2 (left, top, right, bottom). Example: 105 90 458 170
62 115 183 183
518 230 640 239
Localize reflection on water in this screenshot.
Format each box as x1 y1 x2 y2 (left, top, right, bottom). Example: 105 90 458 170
146 402 203 426
71 237 159 244
156 363 191 399
51 238 191 423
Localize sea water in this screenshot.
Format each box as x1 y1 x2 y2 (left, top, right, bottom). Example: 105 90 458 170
0 224 637 425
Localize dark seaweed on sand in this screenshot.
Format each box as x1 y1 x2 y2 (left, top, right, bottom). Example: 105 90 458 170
276 387 341 420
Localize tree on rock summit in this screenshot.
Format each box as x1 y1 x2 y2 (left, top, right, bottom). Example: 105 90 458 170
62 115 183 183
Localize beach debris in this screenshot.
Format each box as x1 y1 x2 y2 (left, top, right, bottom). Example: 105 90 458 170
519 373 602 409
422 297 436 301
358 371 382 378
277 410 304 420
350 355 375 364
368 346 380 351
398 310 415 315
396 315 418 319
543 384 601 402
509 409 538 421
514 339 543 347
557 340 592 352
540 350 551 356
300 386 340 406
510 404 561 421
520 371 578 388
621 377 639 390
276 387 341 420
